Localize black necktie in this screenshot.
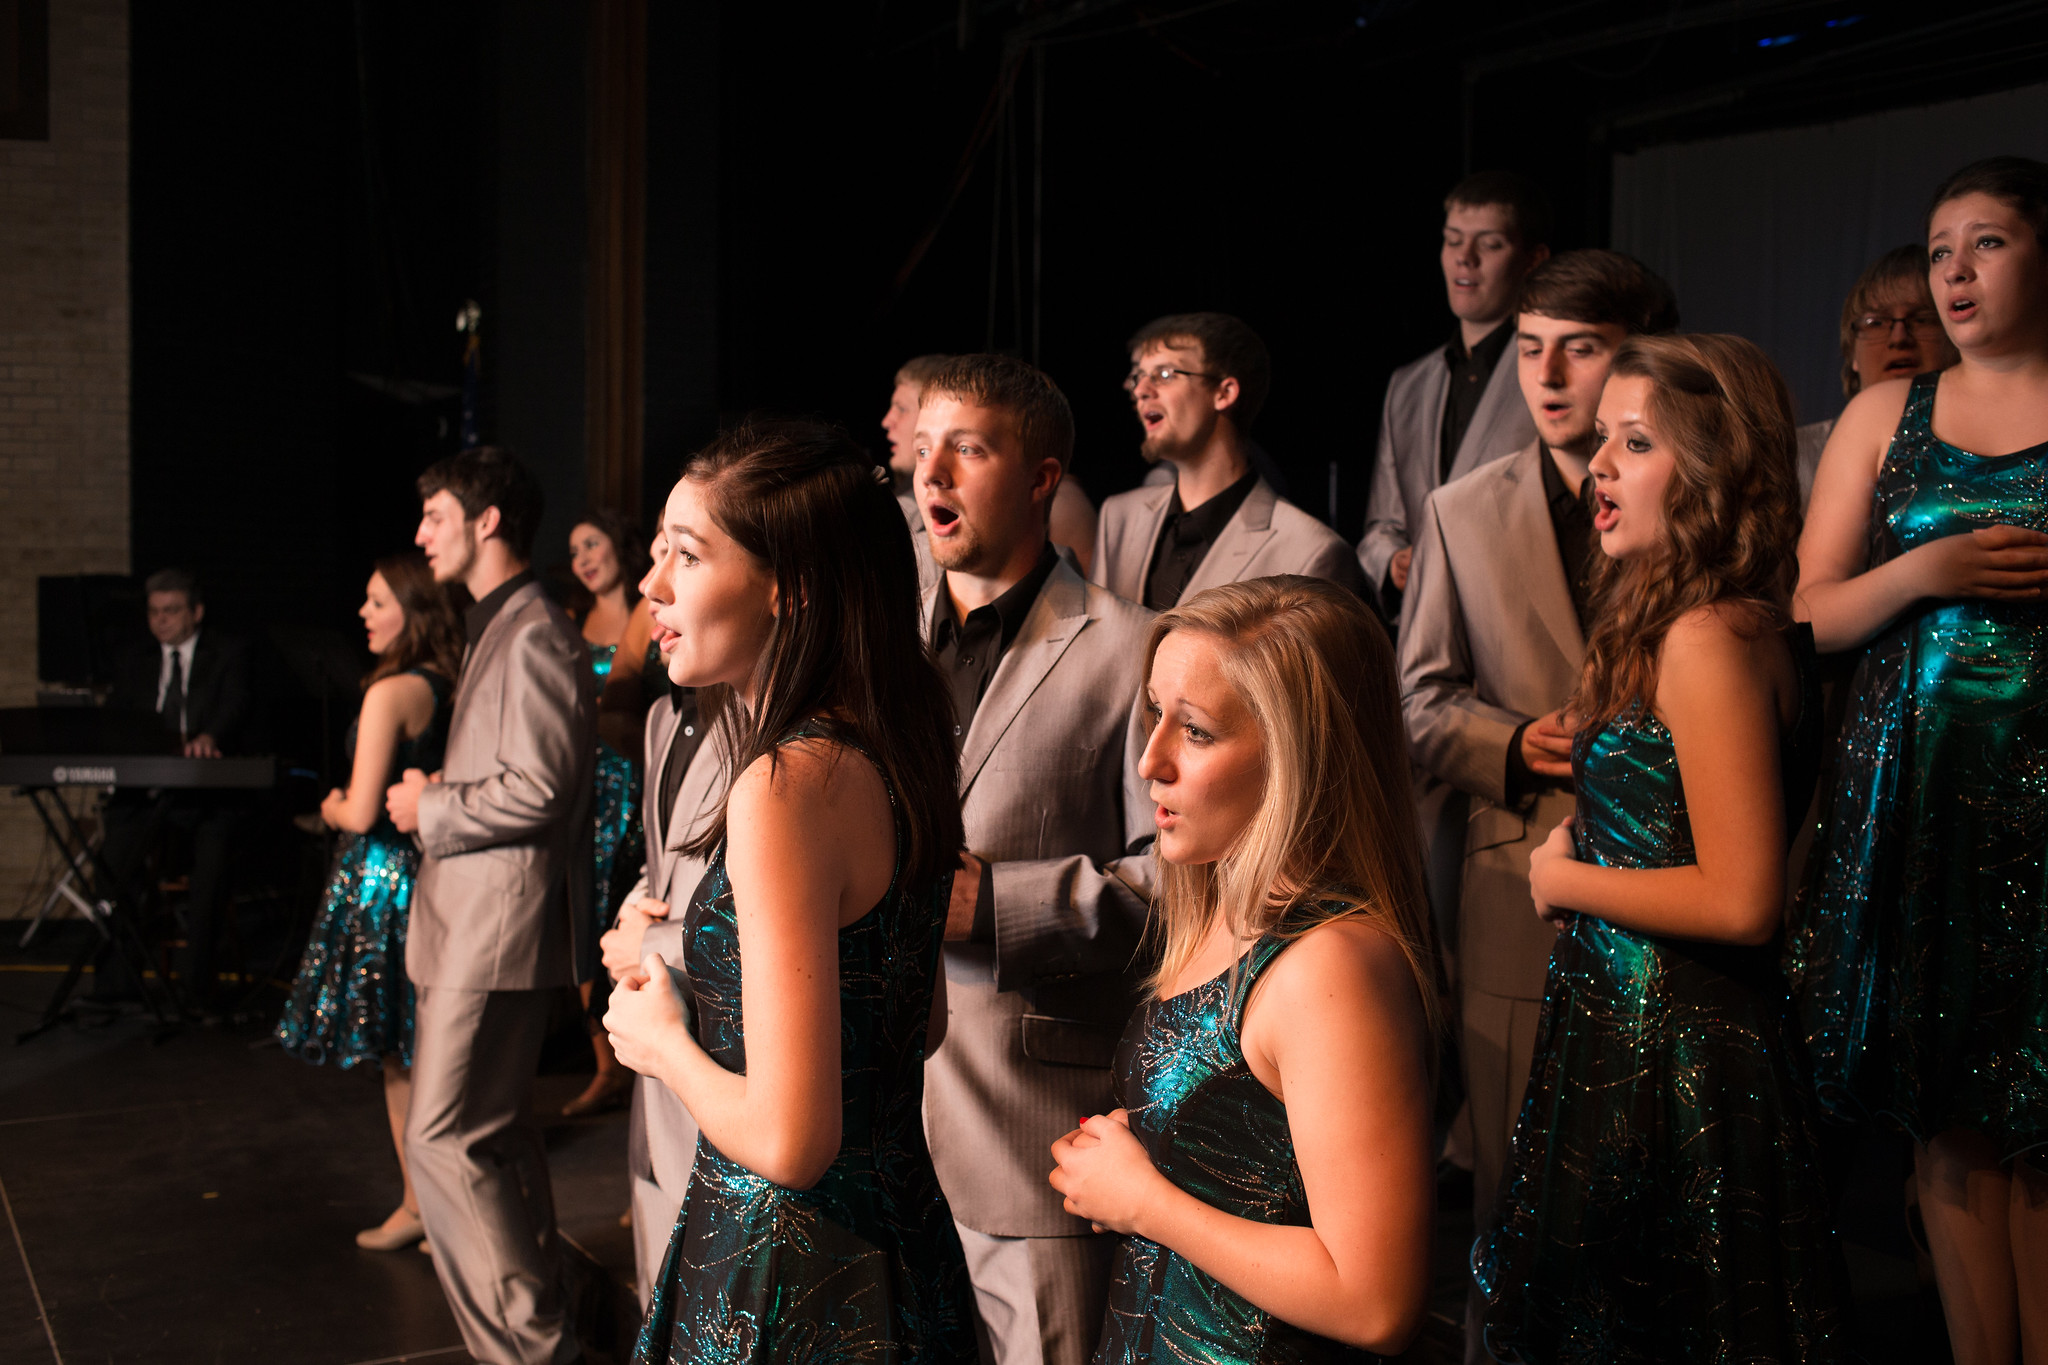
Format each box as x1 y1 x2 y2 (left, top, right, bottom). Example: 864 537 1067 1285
162 649 186 739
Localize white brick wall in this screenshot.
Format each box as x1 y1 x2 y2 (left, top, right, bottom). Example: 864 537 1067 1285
0 1 130 917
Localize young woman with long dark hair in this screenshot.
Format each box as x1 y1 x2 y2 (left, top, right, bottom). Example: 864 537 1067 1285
1791 157 2048 1364
1477 334 1847 1360
276 550 461 1252
602 419 975 1363
1048 576 1440 1362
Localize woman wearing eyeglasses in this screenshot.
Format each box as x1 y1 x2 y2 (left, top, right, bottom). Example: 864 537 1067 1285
1791 157 2048 1364
1793 244 1960 506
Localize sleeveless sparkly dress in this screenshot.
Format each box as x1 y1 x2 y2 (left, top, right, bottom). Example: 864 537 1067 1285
1476 659 1848 1363
1787 371 2048 1160
589 641 643 945
1095 907 1382 1365
276 669 451 1069
633 721 975 1365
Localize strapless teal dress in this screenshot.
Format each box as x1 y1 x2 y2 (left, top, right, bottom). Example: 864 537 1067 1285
589 641 642 938
1787 371 2048 1160
1477 678 1847 1363
1095 907 1381 1365
276 669 451 1069
633 722 975 1365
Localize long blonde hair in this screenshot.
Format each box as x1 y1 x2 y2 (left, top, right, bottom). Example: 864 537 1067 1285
1144 577 1442 1039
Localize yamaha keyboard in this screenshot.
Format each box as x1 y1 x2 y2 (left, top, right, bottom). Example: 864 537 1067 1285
0 753 275 789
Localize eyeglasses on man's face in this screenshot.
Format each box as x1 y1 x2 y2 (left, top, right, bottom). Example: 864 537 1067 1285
1852 310 1944 340
1123 363 1219 393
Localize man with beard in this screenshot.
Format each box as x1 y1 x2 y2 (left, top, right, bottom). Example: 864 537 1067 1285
387 446 595 1365
1092 312 1364 608
913 354 1156 1365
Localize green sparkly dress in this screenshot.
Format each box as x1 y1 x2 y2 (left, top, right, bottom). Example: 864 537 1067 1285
1787 370 2048 1159
1476 667 1848 1363
1095 906 1382 1365
632 721 975 1365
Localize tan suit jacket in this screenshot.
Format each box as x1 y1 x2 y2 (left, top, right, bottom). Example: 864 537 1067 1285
1398 442 1580 1000
899 489 940 598
410 579 595 991
1359 339 1536 601
923 552 1157 1238
1090 477 1366 606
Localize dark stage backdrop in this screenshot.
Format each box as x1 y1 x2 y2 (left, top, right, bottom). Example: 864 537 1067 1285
1613 81 2048 429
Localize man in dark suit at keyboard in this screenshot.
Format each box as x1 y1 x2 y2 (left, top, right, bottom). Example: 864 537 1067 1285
98 567 256 1012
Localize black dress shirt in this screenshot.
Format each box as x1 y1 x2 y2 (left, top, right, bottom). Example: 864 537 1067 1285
1142 467 1260 611
1440 320 1515 482
464 569 536 644
930 543 1060 750
1505 450 1601 802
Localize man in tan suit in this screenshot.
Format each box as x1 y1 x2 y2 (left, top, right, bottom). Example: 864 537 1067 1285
387 447 595 1365
1093 312 1365 608
913 355 1155 1365
1396 252 1675 1364
599 685 723 1307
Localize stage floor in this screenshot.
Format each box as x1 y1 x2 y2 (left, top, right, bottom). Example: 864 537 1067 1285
1 923 1955 1364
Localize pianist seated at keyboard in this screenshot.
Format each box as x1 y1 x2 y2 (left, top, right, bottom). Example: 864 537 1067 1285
96 567 259 1014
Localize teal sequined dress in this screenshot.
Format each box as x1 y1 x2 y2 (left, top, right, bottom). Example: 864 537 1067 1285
589 641 643 944
1096 908 1381 1365
1476 669 1848 1363
276 669 451 1069
1787 371 2048 1159
633 721 975 1365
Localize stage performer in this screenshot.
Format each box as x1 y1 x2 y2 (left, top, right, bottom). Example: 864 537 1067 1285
1048 575 1438 1362
562 509 655 1119
604 419 975 1364
1092 313 1364 611
387 447 596 1365
1397 248 1675 1364
276 551 459 1253
911 355 1156 1365
1476 334 1847 1361
1789 156 2048 1365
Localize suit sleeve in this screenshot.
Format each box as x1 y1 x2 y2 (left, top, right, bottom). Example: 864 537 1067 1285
417 619 590 857
985 683 1156 995
1357 376 1408 602
1301 532 1371 601
1398 493 1527 809
199 638 256 753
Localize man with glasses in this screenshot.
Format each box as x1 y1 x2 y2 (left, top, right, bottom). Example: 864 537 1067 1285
1092 311 1365 609
1798 244 1959 506
1359 171 1550 622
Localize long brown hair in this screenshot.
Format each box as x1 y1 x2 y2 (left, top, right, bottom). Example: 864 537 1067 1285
679 418 963 893
364 551 464 690
1569 334 1801 729
1144 577 1442 1040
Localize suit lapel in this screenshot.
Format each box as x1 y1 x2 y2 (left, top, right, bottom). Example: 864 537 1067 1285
1182 479 1276 600
957 559 1091 797
1452 352 1526 480
1494 443 1585 667
449 581 542 748
1124 485 1175 602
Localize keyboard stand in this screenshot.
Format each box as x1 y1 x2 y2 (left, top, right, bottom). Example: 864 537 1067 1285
13 784 183 1044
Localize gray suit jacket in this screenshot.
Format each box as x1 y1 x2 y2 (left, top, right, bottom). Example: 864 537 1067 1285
1359 339 1536 602
1399 442 1580 1000
1091 477 1366 606
624 691 726 1201
923 552 1157 1238
410 579 595 991
899 490 940 599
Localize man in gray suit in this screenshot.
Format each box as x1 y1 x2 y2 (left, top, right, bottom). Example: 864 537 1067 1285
1359 171 1551 619
1397 251 1675 1363
1093 312 1365 608
598 684 724 1307
387 447 595 1365
912 354 1156 1365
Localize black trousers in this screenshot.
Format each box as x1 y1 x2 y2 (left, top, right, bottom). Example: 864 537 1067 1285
97 791 246 1001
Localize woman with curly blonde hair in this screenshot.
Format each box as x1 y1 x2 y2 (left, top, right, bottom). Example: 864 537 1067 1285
1049 575 1440 1362
1475 333 1848 1362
